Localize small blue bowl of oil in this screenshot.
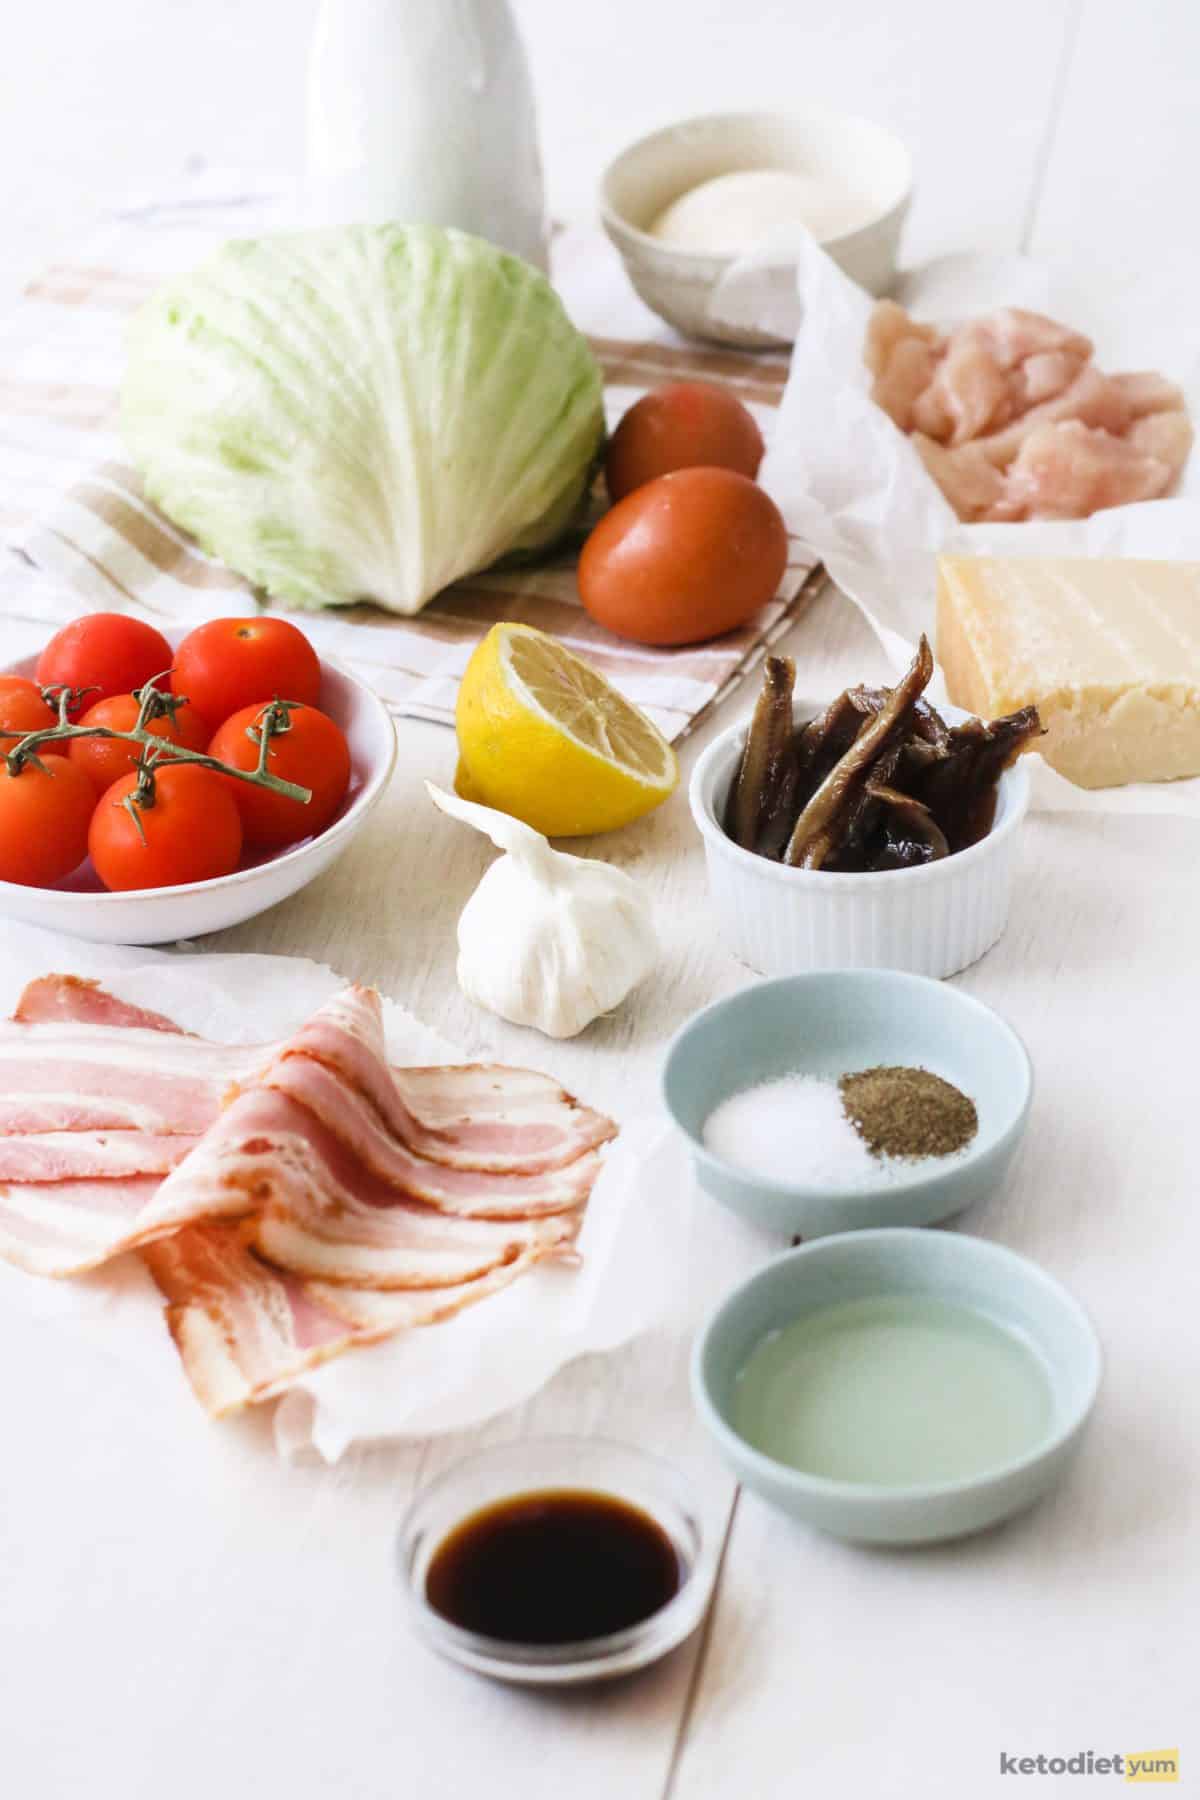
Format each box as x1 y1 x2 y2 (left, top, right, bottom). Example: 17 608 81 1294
692 1228 1101 1545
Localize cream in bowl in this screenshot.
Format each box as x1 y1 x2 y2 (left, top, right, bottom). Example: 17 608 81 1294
689 641 1039 978
647 168 881 259
600 109 913 347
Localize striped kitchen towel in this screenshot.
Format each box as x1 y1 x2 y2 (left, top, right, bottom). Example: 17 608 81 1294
0 171 821 741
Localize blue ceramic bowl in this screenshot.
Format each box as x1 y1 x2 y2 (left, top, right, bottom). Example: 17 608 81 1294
692 1228 1102 1545
662 970 1032 1238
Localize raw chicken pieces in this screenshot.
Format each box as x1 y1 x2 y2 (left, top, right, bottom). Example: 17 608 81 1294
865 301 1192 522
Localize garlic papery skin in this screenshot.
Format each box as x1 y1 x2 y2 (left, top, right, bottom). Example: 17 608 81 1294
427 783 658 1038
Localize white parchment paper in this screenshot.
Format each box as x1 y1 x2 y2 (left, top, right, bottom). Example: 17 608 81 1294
753 231 1200 818
0 923 674 1462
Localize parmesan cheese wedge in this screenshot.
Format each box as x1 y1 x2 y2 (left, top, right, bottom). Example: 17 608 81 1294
937 555 1200 788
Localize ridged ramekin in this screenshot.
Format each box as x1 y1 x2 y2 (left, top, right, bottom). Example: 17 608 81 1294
689 705 1030 979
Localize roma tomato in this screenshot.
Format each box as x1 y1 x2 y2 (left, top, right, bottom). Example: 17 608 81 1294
68 692 209 794
0 756 96 886
89 763 243 891
36 613 173 712
0 676 68 757
605 382 765 503
579 467 788 647
172 617 322 729
208 702 351 850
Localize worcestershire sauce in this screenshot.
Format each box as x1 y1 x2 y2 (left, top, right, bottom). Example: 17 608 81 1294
424 1488 682 1645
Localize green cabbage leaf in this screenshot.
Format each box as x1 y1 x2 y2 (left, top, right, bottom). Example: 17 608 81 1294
122 225 604 613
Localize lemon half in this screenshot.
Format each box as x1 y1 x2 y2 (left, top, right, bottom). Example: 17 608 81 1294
455 623 678 836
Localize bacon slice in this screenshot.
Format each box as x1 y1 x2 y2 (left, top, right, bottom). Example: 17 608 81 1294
260 1056 600 1215
1 975 615 1412
0 1066 225 1136
143 1224 541 1417
0 1176 164 1277
12 974 196 1033
0 1014 258 1137
252 1196 576 1289
0 1145 252 1277
271 986 616 1174
392 1063 617 1171
141 1086 582 1284
2 976 609 1171
0 1012 259 1271
0 1131 193 1184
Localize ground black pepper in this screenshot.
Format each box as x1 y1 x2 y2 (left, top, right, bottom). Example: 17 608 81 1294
838 1065 977 1160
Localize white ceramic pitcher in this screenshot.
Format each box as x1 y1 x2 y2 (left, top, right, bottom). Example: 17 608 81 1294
306 0 548 270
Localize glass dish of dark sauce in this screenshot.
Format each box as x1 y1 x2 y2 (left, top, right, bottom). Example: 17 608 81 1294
426 1487 681 1644
398 1438 708 1685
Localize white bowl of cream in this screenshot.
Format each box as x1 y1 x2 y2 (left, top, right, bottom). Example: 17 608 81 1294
599 110 912 347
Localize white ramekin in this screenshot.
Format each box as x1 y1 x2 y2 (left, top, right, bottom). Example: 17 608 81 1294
689 703 1030 979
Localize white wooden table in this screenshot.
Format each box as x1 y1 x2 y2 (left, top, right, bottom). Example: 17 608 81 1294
2 4 1197 1795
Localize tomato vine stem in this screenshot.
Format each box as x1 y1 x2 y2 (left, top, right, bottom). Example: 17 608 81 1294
3 674 314 808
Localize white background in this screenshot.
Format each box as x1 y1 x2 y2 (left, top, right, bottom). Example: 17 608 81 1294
2 4 1197 1798
3 0 1198 300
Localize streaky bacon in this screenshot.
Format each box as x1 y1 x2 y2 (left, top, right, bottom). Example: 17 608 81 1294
0 1132 193 1184
0 978 262 1277
3 975 609 1173
0 1070 222 1136
271 985 616 1173
12 974 195 1033
253 1198 577 1289
393 1064 615 1165
1 975 616 1412
143 1224 542 1417
261 1054 601 1214
0 1141 255 1277
0 996 262 1137
0 1176 163 1276
142 1086 582 1284
307 1270 544 1331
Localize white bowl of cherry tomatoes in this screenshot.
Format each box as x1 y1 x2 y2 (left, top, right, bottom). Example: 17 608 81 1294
0 612 396 945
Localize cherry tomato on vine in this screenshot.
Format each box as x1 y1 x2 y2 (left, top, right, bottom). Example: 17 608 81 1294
36 613 173 713
0 676 68 757
208 702 351 849
172 617 323 729
89 763 243 892
67 692 209 795
604 382 765 503
0 757 96 886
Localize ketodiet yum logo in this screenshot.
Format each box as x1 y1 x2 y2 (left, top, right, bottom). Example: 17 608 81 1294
999 1749 1179 1782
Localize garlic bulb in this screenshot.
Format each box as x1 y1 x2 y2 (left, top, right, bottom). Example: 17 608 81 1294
427 783 658 1038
